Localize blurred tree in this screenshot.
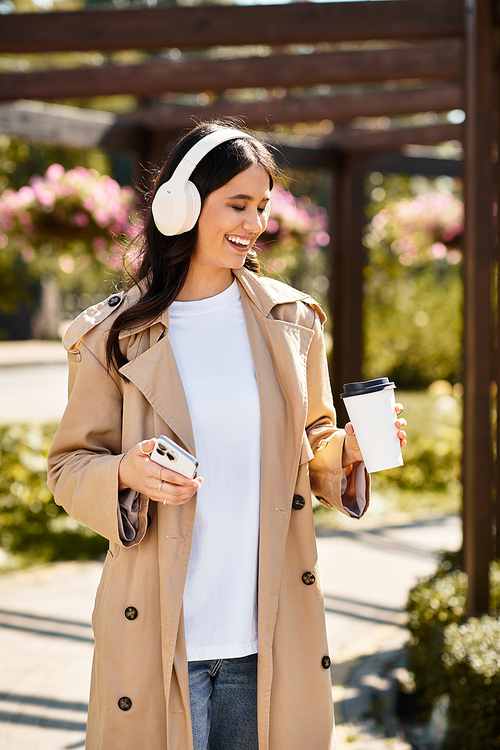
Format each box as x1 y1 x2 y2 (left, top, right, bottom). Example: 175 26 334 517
0 134 112 193
363 172 463 388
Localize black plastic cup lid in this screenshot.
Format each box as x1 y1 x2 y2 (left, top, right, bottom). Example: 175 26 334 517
340 377 396 399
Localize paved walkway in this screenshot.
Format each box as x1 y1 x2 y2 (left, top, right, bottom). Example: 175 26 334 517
0 341 67 425
0 562 101 750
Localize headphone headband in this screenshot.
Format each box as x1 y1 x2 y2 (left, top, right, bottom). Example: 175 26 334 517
152 127 259 236
167 128 258 190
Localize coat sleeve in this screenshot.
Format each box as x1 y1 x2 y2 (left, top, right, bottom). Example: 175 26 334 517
47 339 149 547
305 310 370 518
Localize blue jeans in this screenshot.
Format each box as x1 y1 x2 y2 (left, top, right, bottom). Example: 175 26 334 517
187 653 258 750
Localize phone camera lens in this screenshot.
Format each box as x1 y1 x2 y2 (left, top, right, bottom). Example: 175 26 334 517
166 451 176 462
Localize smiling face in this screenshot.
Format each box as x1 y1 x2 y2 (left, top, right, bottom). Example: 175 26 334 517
193 163 271 277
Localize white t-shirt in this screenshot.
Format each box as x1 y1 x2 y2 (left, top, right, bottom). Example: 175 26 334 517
168 279 261 662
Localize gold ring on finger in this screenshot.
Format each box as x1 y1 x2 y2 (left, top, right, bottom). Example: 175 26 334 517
158 480 164 493
157 467 162 480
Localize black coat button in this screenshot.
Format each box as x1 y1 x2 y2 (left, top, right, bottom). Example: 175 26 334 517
124 606 138 621
118 696 132 711
302 572 316 585
147 514 152 528
108 294 121 307
292 494 305 510
322 655 331 670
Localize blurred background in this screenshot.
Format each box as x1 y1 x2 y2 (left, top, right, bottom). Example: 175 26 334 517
0 149 465 559
0 1 498 748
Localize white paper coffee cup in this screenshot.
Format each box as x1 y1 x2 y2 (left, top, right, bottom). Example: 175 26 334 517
340 378 403 474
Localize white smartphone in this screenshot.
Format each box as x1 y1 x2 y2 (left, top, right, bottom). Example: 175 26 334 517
150 435 198 479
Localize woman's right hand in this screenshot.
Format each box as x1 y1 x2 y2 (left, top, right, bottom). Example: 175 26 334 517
118 437 202 506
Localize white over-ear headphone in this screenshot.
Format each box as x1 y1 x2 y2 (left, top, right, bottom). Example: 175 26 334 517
152 128 258 236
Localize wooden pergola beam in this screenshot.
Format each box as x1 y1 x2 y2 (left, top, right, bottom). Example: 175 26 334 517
0 100 137 151
138 128 465 180
0 100 463 153
364 151 462 177
0 41 462 102
129 84 462 131
326 122 462 152
0 0 464 54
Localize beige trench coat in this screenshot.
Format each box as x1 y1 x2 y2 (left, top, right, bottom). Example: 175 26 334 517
48 266 369 750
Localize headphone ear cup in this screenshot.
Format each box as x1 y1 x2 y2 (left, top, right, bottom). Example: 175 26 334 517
152 179 183 236
152 179 201 236
179 181 201 234
153 127 255 235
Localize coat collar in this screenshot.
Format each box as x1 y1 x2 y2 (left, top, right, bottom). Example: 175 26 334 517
232 267 310 317
118 267 311 340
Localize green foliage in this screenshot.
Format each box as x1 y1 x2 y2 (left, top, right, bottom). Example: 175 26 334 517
313 388 462 528
0 241 40 315
0 134 111 195
371 383 462 494
406 568 469 710
405 553 500 723
363 173 463 388
441 616 500 749
0 424 107 563
364 262 462 387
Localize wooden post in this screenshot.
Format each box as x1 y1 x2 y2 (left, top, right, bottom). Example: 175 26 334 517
463 0 495 614
496 68 500 562
330 153 366 425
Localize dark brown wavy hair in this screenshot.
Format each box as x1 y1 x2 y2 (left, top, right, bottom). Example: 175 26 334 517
106 120 279 376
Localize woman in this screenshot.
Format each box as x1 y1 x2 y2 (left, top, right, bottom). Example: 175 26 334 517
48 121 406 750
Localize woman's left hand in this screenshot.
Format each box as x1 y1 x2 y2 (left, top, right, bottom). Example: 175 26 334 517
344 403 407 464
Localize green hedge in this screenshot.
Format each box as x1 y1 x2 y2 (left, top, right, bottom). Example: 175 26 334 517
405 553 500 747
0 423 107 563
441 616 500 749
406 568 468 706
372 385 462 495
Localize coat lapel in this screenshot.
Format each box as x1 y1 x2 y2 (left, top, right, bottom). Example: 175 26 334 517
119 325 196 457
117 271 316 514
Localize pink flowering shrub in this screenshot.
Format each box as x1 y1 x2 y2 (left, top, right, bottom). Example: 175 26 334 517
257 184 330 303
368 192 463 267
364 186 464 386
0 164 137 276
